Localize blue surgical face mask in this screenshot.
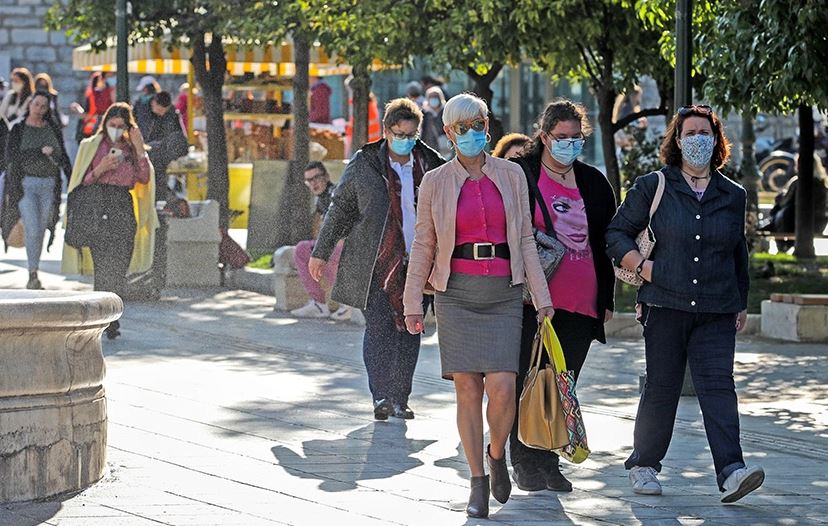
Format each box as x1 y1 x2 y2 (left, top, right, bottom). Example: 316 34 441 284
548 137 584 166
454 129 487 157
390 137 416 156
679 134 715 168
105 76 116 88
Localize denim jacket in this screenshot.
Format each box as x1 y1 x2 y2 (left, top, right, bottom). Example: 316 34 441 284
606 165 749 313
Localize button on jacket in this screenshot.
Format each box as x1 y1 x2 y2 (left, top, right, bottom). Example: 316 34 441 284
606 165 749 313
402 154 553 316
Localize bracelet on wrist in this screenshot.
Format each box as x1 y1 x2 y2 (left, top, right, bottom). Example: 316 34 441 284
635 259 646 276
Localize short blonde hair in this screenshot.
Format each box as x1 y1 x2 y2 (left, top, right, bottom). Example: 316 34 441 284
442 93 488 127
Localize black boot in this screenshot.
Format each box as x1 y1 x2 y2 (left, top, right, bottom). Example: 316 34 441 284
542 456 573 492
467 475 490 518
512 462 546 491
487 444 512 504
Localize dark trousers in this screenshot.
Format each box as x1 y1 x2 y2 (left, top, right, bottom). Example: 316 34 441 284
362 285 421 405
624 305 745 490
89 185 136 304
510 306 596 468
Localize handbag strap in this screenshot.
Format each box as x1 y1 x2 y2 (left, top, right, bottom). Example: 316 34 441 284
648 170 666 221
527 169 557 236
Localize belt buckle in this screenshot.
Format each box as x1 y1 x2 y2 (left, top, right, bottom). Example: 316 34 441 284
473 242 495 260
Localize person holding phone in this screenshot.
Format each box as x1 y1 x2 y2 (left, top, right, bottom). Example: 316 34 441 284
62 102 157 339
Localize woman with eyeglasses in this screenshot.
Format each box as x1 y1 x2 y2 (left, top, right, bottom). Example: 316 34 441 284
402 93 553 518
606 105 763 503
508 99 618 493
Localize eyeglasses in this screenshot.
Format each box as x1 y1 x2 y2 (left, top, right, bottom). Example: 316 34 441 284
677 104 713 116
303 172 326 187
450 118 486 136
389 129 419 141
548 135 586 148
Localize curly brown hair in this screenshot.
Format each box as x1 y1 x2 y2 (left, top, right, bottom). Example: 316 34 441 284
492 133 530 158
660 106 731 169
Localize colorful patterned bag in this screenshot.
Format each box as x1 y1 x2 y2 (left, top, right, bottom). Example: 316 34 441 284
542 318 590 463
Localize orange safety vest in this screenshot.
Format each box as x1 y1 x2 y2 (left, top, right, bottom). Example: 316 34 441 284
346 98 382 143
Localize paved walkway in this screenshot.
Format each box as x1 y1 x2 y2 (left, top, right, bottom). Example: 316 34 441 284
1 247 827 525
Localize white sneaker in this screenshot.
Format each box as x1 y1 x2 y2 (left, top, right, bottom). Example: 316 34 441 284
290 300 330 318
629 466 662 495
721 465 764 503
330 305 352 321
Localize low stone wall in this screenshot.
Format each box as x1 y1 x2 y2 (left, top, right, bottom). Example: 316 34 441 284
0 290 122 503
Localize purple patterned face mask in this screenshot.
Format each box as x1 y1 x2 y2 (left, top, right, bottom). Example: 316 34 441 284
679 134 715 168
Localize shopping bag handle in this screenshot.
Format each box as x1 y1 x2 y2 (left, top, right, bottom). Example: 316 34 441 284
540 317 568 373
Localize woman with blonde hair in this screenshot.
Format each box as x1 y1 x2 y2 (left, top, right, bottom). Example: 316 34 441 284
403 93 553 518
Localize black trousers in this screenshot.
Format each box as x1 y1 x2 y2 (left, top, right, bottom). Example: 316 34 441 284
89 185 136 300
510 305 596 468
361 285 422 405
624 305 745 490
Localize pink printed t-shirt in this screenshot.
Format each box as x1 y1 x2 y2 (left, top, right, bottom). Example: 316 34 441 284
534 167 599 318
451 175 511 276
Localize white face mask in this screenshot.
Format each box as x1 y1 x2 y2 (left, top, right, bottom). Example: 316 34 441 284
11 82 23 94
107 126 123 143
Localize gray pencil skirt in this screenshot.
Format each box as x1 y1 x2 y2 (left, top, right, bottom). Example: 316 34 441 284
434 273 524 380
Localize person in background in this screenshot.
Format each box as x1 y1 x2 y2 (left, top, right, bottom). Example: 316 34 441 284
0 68 35 126
343 75 381 157
492 133 531 160
290 162 351 321
63 102 157 340
146 91 188 201
421 86 449 156
606 104 764 503
309 76 332 124
133 75 161 136
405 80 424 107
310 98 444 421
175 82 190 134
402 93 553 518
1 92 72 289
510 100 617 493
34 73 64 129
70 72 115 144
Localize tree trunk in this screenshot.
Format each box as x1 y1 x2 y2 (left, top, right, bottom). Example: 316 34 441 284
795 103 815 259
274 34 312 248
191 33 229 229
351 63 372 150
466 64 504 146
596 86 621 198
740 110 760 251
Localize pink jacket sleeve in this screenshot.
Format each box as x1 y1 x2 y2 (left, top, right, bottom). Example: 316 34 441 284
402 173 437 316
516 171 553 309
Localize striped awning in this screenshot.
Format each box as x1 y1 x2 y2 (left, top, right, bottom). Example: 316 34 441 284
72 37 355 77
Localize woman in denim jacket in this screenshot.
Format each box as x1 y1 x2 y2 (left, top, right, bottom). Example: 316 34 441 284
606 105 764 503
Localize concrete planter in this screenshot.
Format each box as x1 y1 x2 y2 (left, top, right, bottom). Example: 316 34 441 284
0 290 121 503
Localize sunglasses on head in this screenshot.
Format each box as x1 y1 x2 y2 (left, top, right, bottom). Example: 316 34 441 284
677 104 713 116
451 118 486 136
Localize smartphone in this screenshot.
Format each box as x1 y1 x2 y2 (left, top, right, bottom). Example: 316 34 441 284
109 147 124 159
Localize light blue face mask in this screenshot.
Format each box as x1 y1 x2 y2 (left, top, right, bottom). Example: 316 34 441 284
679 134 715 168
548 137 584 166
390 137 417 156
455 129 487 157
105 76 116 88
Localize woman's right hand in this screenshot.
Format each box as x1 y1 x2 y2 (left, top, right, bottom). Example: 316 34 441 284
405 315 424 335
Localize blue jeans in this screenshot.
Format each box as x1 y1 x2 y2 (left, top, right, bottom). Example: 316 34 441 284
624 305 745 490
19 176 55 272
362 285 421 405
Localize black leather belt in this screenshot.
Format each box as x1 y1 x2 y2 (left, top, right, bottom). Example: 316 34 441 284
452 242 510 261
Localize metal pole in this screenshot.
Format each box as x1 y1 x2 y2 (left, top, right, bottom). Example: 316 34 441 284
674 0 693 109
115 0 128 102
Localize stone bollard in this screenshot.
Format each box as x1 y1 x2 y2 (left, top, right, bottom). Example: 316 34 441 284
0 290 122 503
272 246 309 311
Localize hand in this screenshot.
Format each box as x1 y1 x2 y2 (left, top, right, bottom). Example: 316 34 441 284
604 309 614 323
405 314 424 335
41 146 54 156
129 127 146 154
70 102 84 115
536 306 555 323
735 309 748 332
95 153 122 177
640 260 654 283
308 257 326 282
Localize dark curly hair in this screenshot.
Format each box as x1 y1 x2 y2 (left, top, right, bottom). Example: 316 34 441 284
660 107 731 169
527 98 592 156
492 133 530 158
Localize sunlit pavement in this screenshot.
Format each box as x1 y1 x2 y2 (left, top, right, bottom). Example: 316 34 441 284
1 231 827 525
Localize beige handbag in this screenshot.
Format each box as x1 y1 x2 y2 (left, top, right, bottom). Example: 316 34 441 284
614 170 665 286
7 219 24 248
518 320 570 451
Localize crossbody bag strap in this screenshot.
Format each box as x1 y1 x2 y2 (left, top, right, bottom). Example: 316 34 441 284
527 169 556 236
648 170 666 220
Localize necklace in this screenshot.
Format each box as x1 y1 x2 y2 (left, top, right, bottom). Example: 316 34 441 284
542 160 573 180
681 168 710 187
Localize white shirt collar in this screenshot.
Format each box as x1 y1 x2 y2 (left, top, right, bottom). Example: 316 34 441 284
389 152 414 168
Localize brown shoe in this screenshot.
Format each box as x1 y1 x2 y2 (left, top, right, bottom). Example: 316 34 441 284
466 475 490 518
487 444 512 504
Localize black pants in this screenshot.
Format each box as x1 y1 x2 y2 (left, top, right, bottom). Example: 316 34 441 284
89 185 136 299
624 304 745 490
510 305 596 468
362 285 421 405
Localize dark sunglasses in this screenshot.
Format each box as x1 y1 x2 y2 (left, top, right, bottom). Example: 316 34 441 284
677 104 713 116
450 118 486 136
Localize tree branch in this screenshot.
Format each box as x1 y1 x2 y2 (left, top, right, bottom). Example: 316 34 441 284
612 106 669 132
577 45 601 86
190 31 208 87
207 33 227 84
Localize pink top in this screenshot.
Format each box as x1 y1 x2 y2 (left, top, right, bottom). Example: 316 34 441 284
451 175 511 276
82 137 151 188
534 167 599 318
